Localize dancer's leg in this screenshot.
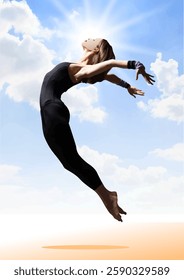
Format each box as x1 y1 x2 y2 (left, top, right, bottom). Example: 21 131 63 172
41 101 126 221
41 101 103 190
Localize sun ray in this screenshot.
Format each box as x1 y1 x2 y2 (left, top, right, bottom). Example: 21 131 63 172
48 0 70 19
82 0 91 21
115 42 156 56
49 0 167 60
98 0 117 26
106 6 166 36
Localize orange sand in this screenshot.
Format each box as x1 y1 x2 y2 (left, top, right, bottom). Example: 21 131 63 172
1 223 184 260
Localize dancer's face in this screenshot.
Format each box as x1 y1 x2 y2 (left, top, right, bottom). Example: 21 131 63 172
82 38 102 51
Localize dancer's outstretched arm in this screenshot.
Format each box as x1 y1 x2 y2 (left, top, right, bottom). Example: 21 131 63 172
105 73 145 98
74 59 125 82
74 59 155 85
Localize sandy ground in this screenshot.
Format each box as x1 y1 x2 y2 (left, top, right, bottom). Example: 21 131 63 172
0 214 184 260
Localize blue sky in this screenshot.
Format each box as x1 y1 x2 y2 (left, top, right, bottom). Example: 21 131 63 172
0 0 183 217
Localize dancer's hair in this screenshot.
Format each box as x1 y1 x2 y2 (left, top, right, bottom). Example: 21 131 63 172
83 39 115 84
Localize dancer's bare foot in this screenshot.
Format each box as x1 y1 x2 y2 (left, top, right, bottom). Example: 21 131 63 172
95 185 127 222
105 191 123 221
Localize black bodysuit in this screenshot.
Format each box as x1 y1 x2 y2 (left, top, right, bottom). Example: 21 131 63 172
40 62 102 190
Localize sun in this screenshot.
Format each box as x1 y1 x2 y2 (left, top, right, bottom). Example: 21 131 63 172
50 0 155 61
51 0 127 59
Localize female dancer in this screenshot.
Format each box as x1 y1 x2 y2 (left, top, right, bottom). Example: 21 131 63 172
40 38 155 222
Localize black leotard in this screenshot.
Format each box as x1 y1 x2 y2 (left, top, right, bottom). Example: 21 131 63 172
40 62 74 107
40 62 102 190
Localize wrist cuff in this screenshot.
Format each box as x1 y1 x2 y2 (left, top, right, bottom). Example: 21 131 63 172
127 60 144 69
127 60 136 69
119 80 130 89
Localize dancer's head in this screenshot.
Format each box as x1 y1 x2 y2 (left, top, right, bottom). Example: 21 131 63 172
82 38 103 52
82 38 115 83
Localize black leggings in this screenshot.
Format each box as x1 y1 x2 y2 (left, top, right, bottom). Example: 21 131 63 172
40 100 102 190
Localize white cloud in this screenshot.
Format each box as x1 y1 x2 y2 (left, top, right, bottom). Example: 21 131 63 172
79 145 167 187
0 0 52 38
125 174 184 214
78 145 120 173
78 145 184 214
0 0 107 122
150 143 184 162
0 164 21 183
137 53 184 123
0 1 55 109
62 85 107 123
0 32 55 109
0 145 183 214
0 184 64 213
69 10 80 20
0 181 99 214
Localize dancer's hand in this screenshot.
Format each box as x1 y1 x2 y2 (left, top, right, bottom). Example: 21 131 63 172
136 66 155 85
127 86 144 98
